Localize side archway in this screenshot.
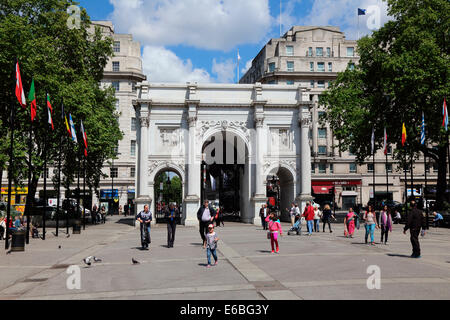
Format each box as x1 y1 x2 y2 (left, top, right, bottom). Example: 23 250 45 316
265 164 297 222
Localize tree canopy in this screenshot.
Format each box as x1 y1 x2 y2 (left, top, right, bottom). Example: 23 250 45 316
0 0 122 207
320 0 449 207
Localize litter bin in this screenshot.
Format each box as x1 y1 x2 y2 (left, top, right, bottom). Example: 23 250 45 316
73 220 81 234
11 230 26 252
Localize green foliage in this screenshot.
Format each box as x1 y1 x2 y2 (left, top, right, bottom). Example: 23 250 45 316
0 0 121 200
155 172 183 206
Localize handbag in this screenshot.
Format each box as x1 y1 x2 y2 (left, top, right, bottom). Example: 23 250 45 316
267 232 271 239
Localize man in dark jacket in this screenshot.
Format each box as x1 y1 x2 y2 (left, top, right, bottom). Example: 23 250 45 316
197 200 216 248
165 203 179 248
403 201 426 258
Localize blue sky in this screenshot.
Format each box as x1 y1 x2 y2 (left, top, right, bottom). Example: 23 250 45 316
77 0 389 83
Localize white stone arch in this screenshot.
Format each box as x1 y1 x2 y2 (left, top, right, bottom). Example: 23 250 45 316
265 162 297 222
148 162 185 224
200 128 253 223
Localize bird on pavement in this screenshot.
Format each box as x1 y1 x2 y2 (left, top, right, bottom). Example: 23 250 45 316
83 256 93 266
93 257 102 262
58 245 61 249
132 258 140 265
66 234 70 238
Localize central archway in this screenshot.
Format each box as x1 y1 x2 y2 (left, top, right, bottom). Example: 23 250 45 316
201 129 251 223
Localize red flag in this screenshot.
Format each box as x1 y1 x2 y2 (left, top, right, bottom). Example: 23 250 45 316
15 61 26 108
47 94 54 130
80 120 88 157
383 127 388 155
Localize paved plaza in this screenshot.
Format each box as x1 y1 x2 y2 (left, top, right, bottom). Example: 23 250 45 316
1 217 449 300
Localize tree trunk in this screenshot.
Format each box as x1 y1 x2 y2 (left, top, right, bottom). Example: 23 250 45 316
436 145 448 210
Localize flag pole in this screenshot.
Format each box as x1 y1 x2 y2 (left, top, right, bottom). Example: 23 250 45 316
82 153 86 230
42 126 47 240
76 149 81 230
424 151 429 229
65 134 70 235
386 152 389 200
26 110 32 244
5 95 16 250
55 103 64 237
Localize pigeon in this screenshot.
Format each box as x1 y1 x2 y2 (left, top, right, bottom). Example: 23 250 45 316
83 256 93 266
93 257 102 263
132 258 140 265
66 234 70 238
58 245 61 249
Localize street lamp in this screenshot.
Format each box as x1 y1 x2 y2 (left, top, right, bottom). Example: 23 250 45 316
110 148 121 216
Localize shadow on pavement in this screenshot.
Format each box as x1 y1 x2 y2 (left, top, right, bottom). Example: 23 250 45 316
116 218 135 226
387 254 412 258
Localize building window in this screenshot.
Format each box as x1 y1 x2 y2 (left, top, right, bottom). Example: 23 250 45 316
318 146 327 155
310 80 315 88
348 63 355 71
131 117 137 131
268 62 275 72
311 163 315 173
115 99 119 112
130 167 136 178
317 62 325 72
326 47 331 57
349 163 357 173
308 129 313 139
286 46 294 56
268 80 277 84
110 168 118 178
347 47 354 57
41 168 49 179
287 61 294 72
112 81 120 91
310 62 314 71
308 47 313 57
329 164 334 173
316 47 323 57
131 140 136 157
386 163 392 173
113 41 120 53
132 82 136 92
317 80 325 88
286 80 294 85
112 61 120 72
387 146 392 155
368 163 374 173
318 128 327 139
433 162 438 173
328 62 333 72
318 163 326 173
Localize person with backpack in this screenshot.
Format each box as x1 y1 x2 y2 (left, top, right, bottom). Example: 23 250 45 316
302 201 315 236
322 204 334 233
265 211 283 253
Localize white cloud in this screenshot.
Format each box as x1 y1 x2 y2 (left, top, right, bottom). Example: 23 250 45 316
297 0 391 40
109 0 272 51
142 46 212 83
212 58 236 83
241 59 253 75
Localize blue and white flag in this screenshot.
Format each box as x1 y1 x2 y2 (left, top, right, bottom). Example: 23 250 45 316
69 113 78 143
371 127 375 154
421 112 426 145
358 8 366 15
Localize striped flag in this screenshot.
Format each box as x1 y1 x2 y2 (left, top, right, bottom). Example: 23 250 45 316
28 79 36 121
47 94 54 130
69 114 78 143
421 112 426 145
80 120 88 157
371 128 375 154
443 99 448 131
383 127 388 155
15 61 26 108
402 123 407 146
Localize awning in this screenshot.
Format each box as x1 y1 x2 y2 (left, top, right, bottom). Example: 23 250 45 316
341 191 358 197
312 186 333 194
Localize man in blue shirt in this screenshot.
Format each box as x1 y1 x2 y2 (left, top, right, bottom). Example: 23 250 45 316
433 212 444 228
165 203 179 248
136 205 152 250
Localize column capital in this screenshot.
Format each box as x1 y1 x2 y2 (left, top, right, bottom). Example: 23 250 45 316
140 116 149 128
299 107 312 128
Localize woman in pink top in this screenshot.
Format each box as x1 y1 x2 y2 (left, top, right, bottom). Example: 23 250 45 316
265 212 283 253
344 208 357 238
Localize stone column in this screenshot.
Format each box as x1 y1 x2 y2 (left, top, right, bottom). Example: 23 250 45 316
297 106 314 213
135 103 152 219
183 104 200 226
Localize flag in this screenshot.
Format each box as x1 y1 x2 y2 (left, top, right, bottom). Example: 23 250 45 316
47 94 54 130
28 79 36 121
210 174 216 191
358 8 366 15
402 123 407 146
371 128 375 154
383 127 388 155
237 50 241 62
15 61 26 108
421 112 426 145
69 114 78 143
443 98 448 131
80 120 88 157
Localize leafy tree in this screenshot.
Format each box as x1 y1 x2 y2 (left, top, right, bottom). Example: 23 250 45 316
320 0 449 208
0 0 122 215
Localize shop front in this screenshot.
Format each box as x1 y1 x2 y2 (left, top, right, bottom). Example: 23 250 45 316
312 180 362 210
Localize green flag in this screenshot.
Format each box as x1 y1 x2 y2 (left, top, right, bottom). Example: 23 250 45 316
28 79 36 121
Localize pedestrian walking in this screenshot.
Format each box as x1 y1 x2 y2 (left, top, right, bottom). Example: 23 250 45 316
403 201 426 258
363 205 379 245
286 203 296 228
100 206 106 224
380 205 393 244
197 200 216 248
0 217 5 240
260 204 268 230
165 203 179 248
205 224 219 268
322 204 334 233
265 211 283 253
313 206 321 232
136 205 152 250
344 207 357 238
302 201 315 236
